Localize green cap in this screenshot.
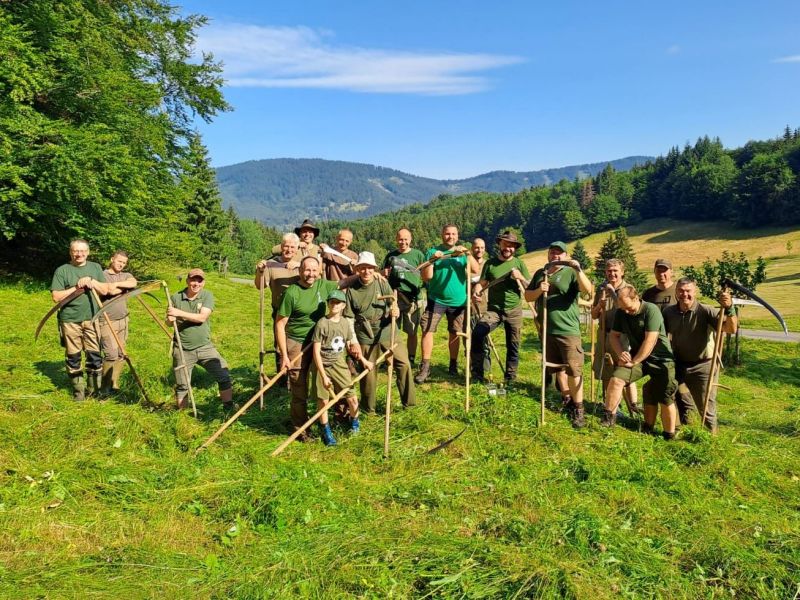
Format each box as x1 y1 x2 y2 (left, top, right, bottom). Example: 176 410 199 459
327 289 346 303
549 241 567 252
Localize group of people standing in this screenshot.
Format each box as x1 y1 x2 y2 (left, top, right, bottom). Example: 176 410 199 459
48 219 738 446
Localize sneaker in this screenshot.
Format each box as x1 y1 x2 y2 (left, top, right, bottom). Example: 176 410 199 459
222 401 241 413
600 409 617 428
320 424 337 446
571 403 586 428
350 418 361 434
414 361 431 384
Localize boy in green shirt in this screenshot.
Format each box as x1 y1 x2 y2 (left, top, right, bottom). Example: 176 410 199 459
311 290 373 446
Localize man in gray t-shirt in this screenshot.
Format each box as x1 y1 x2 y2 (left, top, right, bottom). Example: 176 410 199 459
99 251 138 394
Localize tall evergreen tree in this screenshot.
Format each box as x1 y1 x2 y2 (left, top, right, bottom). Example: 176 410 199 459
571 240 592 271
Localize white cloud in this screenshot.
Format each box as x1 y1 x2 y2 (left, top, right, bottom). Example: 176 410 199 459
773 55 800 63
196 24 524 95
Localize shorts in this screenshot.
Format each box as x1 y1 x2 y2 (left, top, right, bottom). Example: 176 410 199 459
311 360 355 403
545 334 584 378
612 360 677 406
420 300 465 335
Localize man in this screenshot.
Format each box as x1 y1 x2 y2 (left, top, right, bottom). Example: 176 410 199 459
382 228 425 366
642 259 677 312
525 241 593 427
275 256 340 437
590 259 641 415
471 232 529 383
255 232 301 369
346 251 416 413
416 224 479 383
271 219 321 259
167 269 235 410
99 251 138 394
470 237 491 376
320 228 358 282
50 239 114 400
663 277 738 433
604 285 678 439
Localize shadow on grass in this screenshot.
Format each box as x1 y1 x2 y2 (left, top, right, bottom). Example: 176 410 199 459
33 360 66 388
764 271 800 284
643 225 794 244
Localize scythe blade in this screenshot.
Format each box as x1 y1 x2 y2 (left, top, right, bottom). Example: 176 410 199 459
722 278 788 336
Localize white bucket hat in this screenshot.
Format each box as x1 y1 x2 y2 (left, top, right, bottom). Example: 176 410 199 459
355 251 378 268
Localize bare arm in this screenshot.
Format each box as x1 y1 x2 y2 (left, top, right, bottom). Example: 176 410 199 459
168 306 211 324
609 330 625 359
628 330 659 365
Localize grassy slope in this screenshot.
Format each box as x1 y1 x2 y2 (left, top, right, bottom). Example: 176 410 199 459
0 222 799 598
522 218 800 330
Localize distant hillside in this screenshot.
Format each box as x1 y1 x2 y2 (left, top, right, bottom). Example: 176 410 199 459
216 156 652 228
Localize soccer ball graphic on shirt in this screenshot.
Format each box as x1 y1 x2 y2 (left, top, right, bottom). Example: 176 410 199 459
330 336 346 353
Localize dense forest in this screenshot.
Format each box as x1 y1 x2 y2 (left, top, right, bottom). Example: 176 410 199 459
216 156 651 228
0 0 278 275
318 129 800 256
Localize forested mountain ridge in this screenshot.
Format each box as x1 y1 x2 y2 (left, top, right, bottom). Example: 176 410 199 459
216 156 652 227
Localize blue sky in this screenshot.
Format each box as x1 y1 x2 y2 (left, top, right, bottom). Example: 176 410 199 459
181 0 800 179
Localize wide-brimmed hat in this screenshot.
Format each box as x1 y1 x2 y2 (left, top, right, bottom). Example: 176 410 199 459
549 241 567 253
495 231 522 248
294 219 320 237
187 268 205 280
654 258 672 270
355 251 378 268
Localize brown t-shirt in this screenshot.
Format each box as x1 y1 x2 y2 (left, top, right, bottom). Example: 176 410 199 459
271 242 320 259
102 270 134 321
261 259 300 312
322 248 357 282
662 301 718 362
643 283 676 313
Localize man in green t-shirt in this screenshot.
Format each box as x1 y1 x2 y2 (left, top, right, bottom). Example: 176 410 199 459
606 285 678 439
168 268 234 411
382 228 425 366
470 232 530 383
346 251 416 413
526 241 594 427
416 224 479 383
50 239 114 400
276 255 340 437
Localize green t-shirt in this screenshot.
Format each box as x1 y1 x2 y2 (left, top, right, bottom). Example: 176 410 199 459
313 316 354 366
424 245 467 307
382 248 425 301
612 300 674 362
50 262 106 323
278 278 338 343
344 278 394 345
529 266 581 336
480 256 530 313
642 284 677 313
171 288 215 351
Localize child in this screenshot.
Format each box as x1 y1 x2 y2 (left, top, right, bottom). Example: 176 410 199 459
311 289 373 446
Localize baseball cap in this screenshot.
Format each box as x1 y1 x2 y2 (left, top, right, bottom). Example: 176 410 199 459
187 268 205 280
549 241 568 252
327 289 346 303
654 258 672 269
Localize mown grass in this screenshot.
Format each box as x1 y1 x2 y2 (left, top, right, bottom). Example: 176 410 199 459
1 262 799 599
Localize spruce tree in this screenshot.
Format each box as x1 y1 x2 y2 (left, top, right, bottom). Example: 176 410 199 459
571 240 592 271
593 227 648 290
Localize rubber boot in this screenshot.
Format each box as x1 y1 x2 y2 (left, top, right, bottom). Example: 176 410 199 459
112 361 124 391
100 362 115 396
70 372 86 401
319 422 337 446
86 369 102 398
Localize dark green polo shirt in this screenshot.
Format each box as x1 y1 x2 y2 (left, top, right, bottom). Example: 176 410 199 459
612 300 674 362
529 266 580 336
171 288 215 351
278 278 338 343
344 278 394 345
662 301 718 362
383 248 425 301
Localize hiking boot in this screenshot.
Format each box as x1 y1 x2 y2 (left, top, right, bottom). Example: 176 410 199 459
319 423 337 446
350 417 361 434
414 360 431 384
571 403 586 428
222 401 241 413
70 373 85 402
176 394 189 410
448 359 458 377
642 423 655 435
662 430 676 441
562 395 574 411
600 409 617 428
627 402 643 416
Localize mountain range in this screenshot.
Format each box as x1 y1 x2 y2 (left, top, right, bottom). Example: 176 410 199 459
216 156 653 228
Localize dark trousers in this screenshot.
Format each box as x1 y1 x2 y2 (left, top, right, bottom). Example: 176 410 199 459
470 306 522 380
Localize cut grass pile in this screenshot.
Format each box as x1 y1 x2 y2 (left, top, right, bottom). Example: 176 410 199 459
1 245 800 598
